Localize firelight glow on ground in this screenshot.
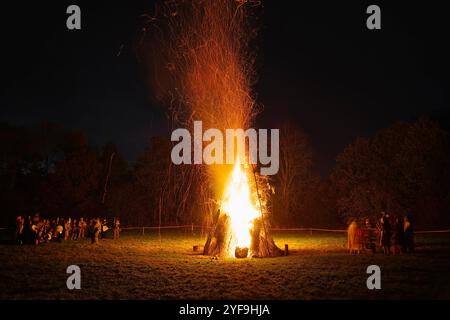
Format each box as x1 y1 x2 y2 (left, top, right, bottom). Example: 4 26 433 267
1 231 450 299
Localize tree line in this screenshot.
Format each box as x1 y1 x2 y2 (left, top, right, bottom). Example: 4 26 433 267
1 117 449 229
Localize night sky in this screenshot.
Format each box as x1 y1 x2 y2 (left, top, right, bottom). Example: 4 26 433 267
1 1 449 175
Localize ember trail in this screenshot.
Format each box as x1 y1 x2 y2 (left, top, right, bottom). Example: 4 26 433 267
171 120 280 175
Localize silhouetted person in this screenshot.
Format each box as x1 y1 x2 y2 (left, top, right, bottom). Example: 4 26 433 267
64 218 71 240
403 216 415 253
347 219 361 254
55 221 64 242
90 218 101 244
100 218 108 239
51 219 57 237
78 218 87 239
71 219 79 240
113 217 120 240
364 218 376 254
15 215 24 245
380 214 391 255
392 216 405 254
22 216 33 244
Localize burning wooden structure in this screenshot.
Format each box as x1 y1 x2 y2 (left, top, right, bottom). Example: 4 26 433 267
203 160 283 258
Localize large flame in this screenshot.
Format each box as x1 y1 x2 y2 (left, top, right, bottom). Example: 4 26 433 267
221 159 261 257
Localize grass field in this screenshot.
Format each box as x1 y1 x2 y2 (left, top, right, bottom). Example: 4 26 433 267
1 230 450 300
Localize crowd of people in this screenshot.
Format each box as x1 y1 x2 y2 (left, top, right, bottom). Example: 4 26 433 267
347 212 415 255
14 213 121 245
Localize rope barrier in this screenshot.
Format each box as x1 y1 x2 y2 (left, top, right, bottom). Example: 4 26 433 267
119 225 450 234
273 227 450 234
271 227 347 233
1 225 450 234
415 230 450 234
121 225 194 230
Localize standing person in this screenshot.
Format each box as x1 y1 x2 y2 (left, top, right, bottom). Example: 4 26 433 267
71 219 79 240
380 213 392 255
375 214 382 250
31 223 38 245
100 218 108 239
15 215 24 245
64 218 71 240
51 219 57 238
100 218 105 239
78 218 86 240
95 218 102 243
364 218 376 254
56 221 64 243
43 220 52 243
31 214 40 245
90 218 101 244
404 216 415 253
36 219 45 245
23 216 33 244
113 217 120 240
392 216 405 254
347 219 361 254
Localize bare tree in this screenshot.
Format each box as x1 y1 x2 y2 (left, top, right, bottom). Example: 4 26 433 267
273 123 313 226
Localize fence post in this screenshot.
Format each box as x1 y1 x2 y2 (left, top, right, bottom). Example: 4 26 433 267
142 227 145 236
191 223 194 235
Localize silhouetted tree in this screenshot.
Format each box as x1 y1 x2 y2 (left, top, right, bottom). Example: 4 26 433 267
132 136 171 225
272 123 316 226
41 133 101 218
333 118 450 227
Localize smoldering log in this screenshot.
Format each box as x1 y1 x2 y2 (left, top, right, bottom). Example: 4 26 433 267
235 247 249 258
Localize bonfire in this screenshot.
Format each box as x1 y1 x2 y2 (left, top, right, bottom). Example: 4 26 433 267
141 0 282 258
203 158 282 258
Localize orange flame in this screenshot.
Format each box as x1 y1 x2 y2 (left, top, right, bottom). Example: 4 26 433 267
221 159 260 257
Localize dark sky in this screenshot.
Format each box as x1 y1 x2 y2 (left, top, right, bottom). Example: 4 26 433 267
1 1 449 175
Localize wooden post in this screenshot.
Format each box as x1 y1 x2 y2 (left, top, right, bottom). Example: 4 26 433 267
142 227 145 236
284 244 289 256
191 223 194 235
